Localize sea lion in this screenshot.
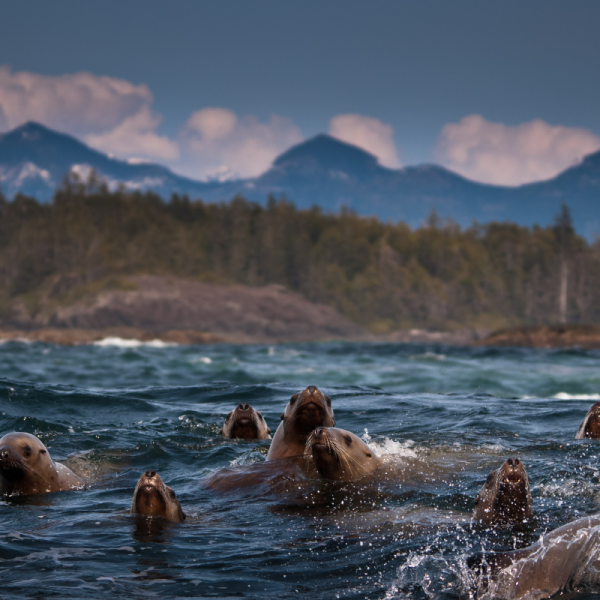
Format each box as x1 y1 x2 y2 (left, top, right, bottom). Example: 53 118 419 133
307 427 381 482
473 458 533 526
222 403 271 440
576 402 600 439
0 432 82 496
130 470 186 523
266 386 335 460
469 515 600 599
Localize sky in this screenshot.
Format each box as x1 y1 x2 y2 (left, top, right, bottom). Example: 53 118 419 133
1 0 600 185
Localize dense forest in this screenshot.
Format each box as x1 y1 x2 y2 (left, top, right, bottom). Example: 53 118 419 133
0 174 598 332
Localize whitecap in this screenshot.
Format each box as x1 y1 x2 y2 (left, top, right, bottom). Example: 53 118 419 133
92 337 177 348
190 357 212 364
409 352 446 361
370 437 418 458
552 393 600 400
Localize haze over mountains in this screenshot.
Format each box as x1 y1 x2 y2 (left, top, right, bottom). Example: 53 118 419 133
1 121 599 235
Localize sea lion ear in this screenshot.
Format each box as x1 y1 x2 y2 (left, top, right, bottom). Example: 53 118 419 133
267 428 272 434
182 511 187 520
280 413 285 421
332 419 336 427
474 495 480 505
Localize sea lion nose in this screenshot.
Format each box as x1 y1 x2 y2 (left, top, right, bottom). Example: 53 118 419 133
507 458 520 467
239 403 250 410
307 386 317 395
145 470 156 478
314 427 323 437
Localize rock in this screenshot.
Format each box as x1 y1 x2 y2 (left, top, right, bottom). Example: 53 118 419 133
5 276 367 343
476 324 600 348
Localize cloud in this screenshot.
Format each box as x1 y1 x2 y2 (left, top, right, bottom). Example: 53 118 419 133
0 65 151 135
435 114 600 186
85 106 179 161
179 108 303 179
328 114 401 168
0 65 181 163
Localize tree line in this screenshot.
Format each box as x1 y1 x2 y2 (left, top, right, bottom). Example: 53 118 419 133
0 177 597 332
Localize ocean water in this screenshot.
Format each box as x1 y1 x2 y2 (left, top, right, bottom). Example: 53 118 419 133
1 339 600 599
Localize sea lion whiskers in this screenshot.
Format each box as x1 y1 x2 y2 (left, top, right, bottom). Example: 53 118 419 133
19 460 53 485
4 455 52 486
307 430 361 477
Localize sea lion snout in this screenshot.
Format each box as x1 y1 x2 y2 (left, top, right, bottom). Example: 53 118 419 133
474 458 533 525
307 386 317 395
222 403 271 440
310 427 331 452
0 445 22 468
131 470 186 523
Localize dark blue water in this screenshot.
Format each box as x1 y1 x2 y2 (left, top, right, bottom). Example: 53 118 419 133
2 339 600 599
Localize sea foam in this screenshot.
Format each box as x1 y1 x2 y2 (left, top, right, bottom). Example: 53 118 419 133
93 337 177 348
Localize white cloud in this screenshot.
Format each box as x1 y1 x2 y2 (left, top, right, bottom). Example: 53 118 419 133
179 108 303 179
85 106 179 161
328 114 401 168
0 66 151 135
435 114 600 186
0 65 180 163
0 66 305 177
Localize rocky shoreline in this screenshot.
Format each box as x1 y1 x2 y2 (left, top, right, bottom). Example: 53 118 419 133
475 324 600 349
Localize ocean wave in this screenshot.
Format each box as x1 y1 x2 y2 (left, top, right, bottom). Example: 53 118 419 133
92 337 177 348
190 356 213 364
552 392 600 400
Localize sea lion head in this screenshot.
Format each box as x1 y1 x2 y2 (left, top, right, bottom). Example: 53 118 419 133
282 386 335 439
576 402 600 439
0 432 57 495
222 404 271 440
131 470 186 523
307 427 381 481
473 458 532 525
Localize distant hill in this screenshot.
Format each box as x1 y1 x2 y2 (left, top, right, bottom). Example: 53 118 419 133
1 122 599 235
0 121 217 200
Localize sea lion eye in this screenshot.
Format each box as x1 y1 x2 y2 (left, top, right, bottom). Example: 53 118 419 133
366 452 372 458
225 413 232 422
40 449 47 454
486 473 495 485
343 435 352 445
290 393 299 405
325 395 332 406
23 444 31 457
169 489 177 499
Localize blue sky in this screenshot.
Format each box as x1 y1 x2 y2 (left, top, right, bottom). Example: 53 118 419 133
1 0 599 184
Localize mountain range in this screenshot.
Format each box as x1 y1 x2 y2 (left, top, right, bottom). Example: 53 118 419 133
1 121 599 235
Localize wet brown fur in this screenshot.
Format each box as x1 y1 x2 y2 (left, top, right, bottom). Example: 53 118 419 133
0 432 82 496
222 404 271 440
473 458 533 525
576 402 600 439
306 427 381 481
266 386 335 460
130 470 186 523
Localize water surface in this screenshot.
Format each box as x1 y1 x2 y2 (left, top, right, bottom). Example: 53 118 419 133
1 340 600 599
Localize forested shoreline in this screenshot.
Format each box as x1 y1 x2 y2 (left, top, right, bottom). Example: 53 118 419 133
0 177 597 332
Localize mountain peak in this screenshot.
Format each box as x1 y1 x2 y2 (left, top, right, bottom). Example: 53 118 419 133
273 134 381 176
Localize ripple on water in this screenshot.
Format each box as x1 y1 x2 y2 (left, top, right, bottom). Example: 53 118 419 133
0 343 600 598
